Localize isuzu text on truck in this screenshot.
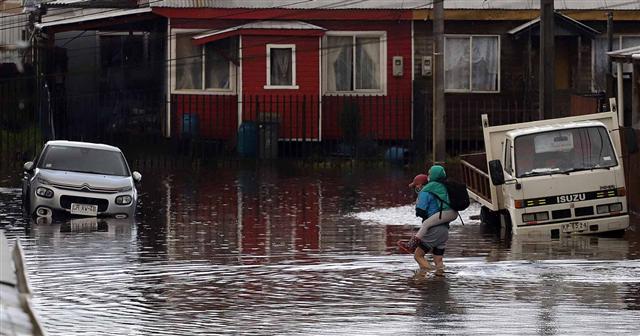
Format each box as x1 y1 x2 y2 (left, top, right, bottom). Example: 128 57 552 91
460 111 637 237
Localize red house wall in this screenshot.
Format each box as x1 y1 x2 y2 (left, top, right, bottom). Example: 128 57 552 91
314 20 413 141
241 35 321 140
173 94 238 139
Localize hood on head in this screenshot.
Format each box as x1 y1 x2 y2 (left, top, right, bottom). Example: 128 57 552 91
428 165 446 182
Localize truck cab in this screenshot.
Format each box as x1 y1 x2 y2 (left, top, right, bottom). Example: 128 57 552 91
461 112 635 237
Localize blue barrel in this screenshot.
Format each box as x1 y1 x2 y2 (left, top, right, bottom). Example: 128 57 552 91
385 146 408 163
237 122 258 157
182 113 199 137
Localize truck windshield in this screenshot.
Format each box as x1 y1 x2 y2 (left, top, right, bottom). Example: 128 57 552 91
514 126 617 178
38 145 130 176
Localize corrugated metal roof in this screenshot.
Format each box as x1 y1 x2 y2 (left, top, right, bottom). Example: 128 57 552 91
508 11 600 36
149 0 640 10
193 20 325 41
35 7 152 29
608 45 640 63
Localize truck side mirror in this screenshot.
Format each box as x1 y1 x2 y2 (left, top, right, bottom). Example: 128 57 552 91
488 160 505 186
623 127 638 154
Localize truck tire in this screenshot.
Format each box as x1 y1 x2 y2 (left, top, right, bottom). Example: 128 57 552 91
480 206 499 226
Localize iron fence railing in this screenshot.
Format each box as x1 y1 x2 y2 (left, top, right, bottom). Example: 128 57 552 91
1 80 536 170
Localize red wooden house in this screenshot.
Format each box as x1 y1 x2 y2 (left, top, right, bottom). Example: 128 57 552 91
152 1 414 143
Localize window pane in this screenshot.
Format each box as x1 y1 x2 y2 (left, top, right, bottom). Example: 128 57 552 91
176 34 202 90
472 36 499 91
270 48 293 86
445 37 470 90
326 36 353 91
205 40 230 89
355 37 380 90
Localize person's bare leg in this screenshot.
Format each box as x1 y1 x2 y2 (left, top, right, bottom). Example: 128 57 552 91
414 246 432 270
433 255 444 275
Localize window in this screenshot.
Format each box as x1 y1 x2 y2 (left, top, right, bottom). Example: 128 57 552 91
324 32 386 94
444 35 500 92
266 44 297 89
174 33 235 92
592 35 640 92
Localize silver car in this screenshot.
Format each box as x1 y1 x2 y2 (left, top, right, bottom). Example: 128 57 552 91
22 140 141 219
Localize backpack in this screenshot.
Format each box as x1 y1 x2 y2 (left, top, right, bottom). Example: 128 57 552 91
428 180 471 225
440 180 470 211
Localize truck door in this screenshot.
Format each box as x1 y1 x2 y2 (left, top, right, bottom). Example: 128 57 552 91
502 139 523 213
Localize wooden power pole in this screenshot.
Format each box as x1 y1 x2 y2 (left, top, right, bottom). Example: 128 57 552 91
432 0 446 163
540 0 555 119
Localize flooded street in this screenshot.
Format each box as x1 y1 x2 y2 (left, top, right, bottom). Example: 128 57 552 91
1 166 639 335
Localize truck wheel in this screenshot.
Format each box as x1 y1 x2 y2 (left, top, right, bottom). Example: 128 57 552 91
480 206 499 226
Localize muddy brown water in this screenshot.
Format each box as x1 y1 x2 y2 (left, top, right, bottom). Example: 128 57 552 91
1 166 639 335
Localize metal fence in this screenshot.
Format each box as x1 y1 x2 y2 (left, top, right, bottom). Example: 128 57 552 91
1 79 536 170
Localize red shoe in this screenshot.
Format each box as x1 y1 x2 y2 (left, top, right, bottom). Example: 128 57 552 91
397 237 418 254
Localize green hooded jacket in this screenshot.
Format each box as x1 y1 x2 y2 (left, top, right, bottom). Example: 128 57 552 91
421 165 451 211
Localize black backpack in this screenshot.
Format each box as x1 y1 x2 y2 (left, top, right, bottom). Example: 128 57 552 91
440 180 470 211
428 180 471 225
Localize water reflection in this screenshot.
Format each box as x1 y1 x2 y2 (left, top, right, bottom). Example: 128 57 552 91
0 167 639 335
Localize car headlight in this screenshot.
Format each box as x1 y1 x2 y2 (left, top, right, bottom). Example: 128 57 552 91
522 211 549 223
116 195 132 205
609 203 622 212
35 187 54 198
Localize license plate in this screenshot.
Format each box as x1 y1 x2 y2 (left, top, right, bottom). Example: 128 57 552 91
562 221 587 233
70 203 98 216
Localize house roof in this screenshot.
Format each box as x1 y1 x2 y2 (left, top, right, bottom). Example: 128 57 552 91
35 7 152 29
508 11 600 38
607 45 640 63
149 0 640 10
192 20 326 45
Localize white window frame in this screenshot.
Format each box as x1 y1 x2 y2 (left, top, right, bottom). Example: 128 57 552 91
170 28 236 95
322 31 388 96
444 34 501 93
264 44 298 90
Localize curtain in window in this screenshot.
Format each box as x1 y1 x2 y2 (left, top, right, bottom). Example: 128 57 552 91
326 36 353 91
176 34 202 90
205 41 230 89
445 37 470 91
472 36 498 91
356 37 380 90
270 48 292 86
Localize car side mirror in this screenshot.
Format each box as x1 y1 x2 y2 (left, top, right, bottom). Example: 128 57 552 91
23 161 34 172
623 127 638 154
132 171 142 183
488 160 505 186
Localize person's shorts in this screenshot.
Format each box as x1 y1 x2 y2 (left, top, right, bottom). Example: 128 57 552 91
417 223 449 256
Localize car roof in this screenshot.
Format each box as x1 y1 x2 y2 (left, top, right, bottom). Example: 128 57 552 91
45 140 122 152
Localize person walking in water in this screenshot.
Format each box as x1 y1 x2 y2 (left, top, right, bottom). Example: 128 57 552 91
398 165 458 275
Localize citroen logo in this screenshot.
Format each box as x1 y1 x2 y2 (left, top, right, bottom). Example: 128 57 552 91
81 183 91 192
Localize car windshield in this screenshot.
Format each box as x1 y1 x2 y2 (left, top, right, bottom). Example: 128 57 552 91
38 145 130 176
514 126 617 178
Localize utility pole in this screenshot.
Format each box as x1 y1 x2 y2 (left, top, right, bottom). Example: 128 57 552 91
539 0 554 119
606 12 614 98
432 0 446 163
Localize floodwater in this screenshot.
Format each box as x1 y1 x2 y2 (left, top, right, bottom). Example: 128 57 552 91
1 166 639 336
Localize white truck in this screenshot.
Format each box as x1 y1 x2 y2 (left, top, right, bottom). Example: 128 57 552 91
460 111 637 237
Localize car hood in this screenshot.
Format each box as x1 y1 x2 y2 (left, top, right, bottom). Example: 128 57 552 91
37 169 133 191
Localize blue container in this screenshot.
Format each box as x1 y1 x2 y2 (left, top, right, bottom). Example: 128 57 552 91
237 122 258 157
385 146 408 163
182 113 199 137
